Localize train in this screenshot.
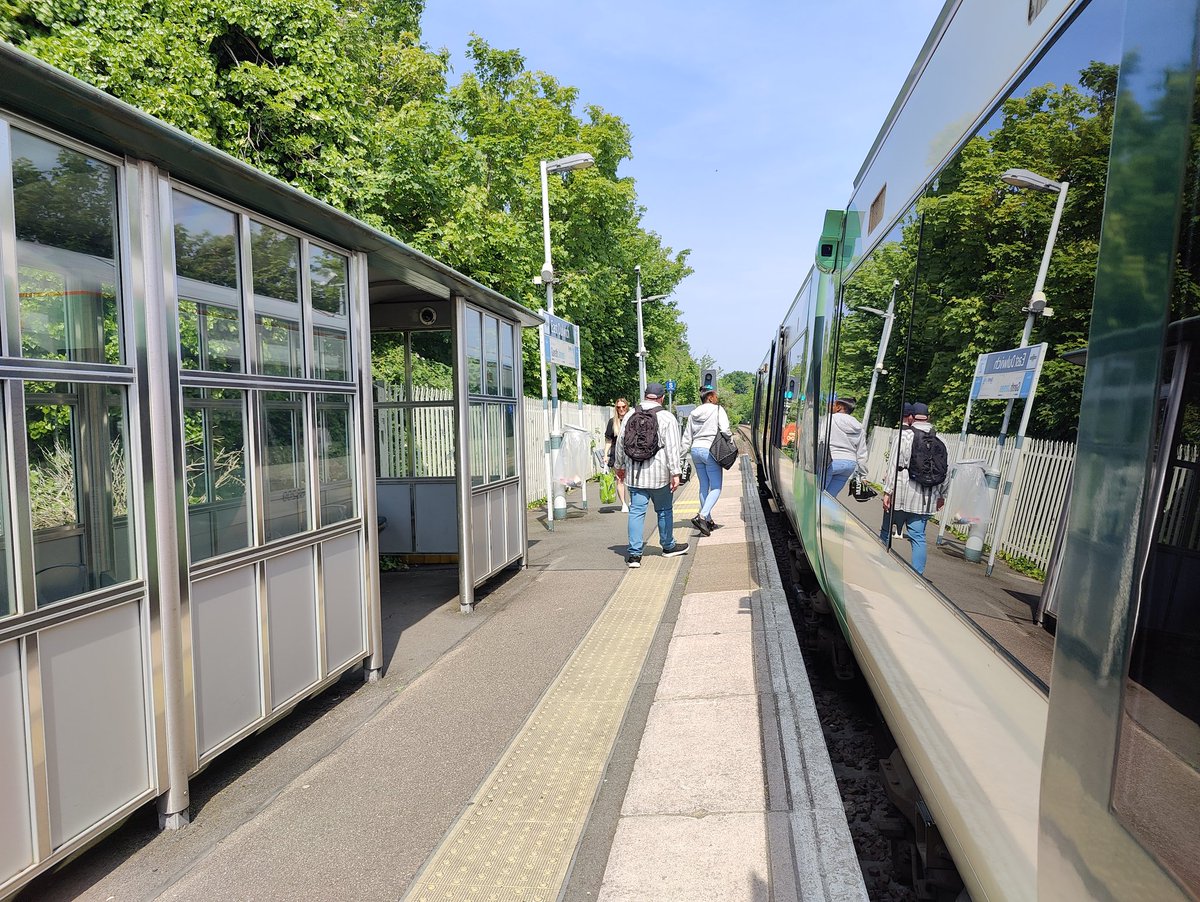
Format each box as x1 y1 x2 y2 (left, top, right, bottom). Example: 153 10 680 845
750 0 1199 899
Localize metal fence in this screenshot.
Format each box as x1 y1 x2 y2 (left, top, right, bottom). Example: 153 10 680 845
865 426 1077 571
522 398 613 505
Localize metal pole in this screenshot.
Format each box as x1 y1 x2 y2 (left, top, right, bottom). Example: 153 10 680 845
541 160 566 520
936 387 977 546
576 350 588 511
987 343 1048 575
995 181 1068 455
635 265 647 399
859 279 899 432
454 297 476 611
539 319 554 531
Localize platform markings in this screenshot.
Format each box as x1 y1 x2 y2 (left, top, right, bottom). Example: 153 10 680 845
403 486 695 902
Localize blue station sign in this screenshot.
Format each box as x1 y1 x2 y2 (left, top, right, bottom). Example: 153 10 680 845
971 344 1046 400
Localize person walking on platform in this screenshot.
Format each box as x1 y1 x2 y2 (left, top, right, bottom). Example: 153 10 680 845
880 401 948 576
604 397 631 511
681 385 731 536
615 383 689 568
824 396 868 498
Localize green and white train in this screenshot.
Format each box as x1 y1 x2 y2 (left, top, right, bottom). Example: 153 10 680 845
752 0 1199 899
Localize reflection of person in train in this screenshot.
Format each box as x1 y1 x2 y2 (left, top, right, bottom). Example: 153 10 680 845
824 397 868 497
880 401 948 576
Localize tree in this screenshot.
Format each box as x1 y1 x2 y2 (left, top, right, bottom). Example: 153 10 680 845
7 5 697 407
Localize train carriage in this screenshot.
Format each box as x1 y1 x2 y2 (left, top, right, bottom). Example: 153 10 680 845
752 0 1200 898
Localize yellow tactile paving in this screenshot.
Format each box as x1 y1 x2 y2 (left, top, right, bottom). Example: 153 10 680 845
403 490 693 902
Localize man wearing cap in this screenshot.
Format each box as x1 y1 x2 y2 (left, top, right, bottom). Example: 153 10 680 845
880 401 947 576
614 383 689 568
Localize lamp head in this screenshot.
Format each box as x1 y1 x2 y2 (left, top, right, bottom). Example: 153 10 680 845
1001 168 1062 193
545 152 595 174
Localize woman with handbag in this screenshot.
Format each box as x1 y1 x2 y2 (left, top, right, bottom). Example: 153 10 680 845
681 386 732 536
604 398 631 511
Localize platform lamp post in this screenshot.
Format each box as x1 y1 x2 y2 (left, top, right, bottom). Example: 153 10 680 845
984 167 1068 572
633 264 668 399
539 152 594 521
853 278 900 433
995 169 1068 446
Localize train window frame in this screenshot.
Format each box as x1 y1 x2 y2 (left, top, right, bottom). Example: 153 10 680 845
1111 320 1200 894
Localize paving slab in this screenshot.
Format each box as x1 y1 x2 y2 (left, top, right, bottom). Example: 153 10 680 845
620 695 765 816
599 813 770 902
674 590 754 637
656 632 756 700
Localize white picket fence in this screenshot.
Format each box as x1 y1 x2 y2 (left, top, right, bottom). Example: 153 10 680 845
865 425 1077 571
521 398 613 505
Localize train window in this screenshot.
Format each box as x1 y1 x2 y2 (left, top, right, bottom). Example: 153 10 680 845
1110 64 1200 884
828 0 1123 688
12 129 122 366
1112 331 1200 893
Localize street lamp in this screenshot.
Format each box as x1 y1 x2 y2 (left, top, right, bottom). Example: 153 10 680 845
538 152 594 522
633 264 668 399
851 278 899 432
983 167 1069 573
1000 168 1069 346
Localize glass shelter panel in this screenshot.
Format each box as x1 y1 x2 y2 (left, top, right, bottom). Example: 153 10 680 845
483 314 499 396
173 191 242 373
411 331 454 401
0 394 12 617
183 387 250 562
25 383 134 605
250 222 299 304
12 129 121 365
501 322 515 397
317 394 355 525
465 308 482 395
309 246 348 317
261 391 308 541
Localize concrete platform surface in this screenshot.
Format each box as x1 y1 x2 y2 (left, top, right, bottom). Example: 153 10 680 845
24 455 866 902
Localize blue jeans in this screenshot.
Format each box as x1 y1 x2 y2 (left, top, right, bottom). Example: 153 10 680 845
628 485 677 556
691 447 724 519
824 458 856 497
880 509 932 575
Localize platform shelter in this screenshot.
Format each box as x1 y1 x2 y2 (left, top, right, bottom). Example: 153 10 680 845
0 44 540 897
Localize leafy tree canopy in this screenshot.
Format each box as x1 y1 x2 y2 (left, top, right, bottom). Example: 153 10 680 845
7 1 694 404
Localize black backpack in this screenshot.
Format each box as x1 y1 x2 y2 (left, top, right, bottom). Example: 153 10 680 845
907 430 948 487
622 407 661 462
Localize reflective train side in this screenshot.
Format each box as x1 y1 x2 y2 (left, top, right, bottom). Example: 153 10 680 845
751 1 1200 898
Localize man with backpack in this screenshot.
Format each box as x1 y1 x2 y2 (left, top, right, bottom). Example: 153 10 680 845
880 401 948 577
614 383 689 568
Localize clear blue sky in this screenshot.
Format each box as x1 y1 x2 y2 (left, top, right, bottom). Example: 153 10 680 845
421 0 945 374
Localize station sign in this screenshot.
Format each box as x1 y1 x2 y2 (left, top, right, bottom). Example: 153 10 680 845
544 312 580 368
665 379 676 393
971 344 1045 400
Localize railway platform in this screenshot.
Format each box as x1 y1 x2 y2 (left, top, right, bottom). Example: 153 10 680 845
23 455 865 902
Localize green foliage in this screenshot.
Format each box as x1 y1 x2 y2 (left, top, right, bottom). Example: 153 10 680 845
7 3 695 405
717 370 756 424
841 62 1118 441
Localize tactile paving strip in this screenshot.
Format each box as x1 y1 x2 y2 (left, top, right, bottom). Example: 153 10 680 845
403 494 693 901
